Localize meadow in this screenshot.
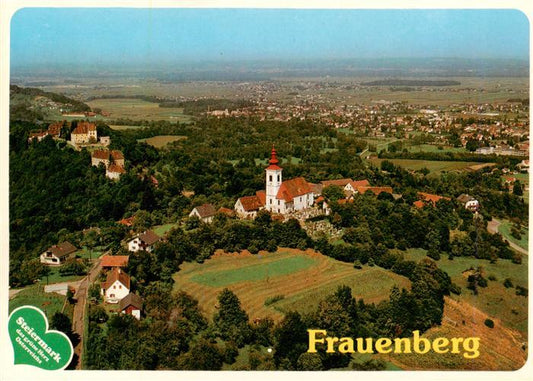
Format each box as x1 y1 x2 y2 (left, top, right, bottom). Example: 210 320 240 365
138 135 187 148
86 98 192 122
9 284 66 319
498 220 529 251
367 158 490 175
404 248 528 335
173 249 410 321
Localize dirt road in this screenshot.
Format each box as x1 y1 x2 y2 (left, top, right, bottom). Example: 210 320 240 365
487 218 528 256
72 258 102 369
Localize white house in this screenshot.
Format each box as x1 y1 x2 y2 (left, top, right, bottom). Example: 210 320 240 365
100 268 130 304
106 164 126 180
189 203 217 223
70 121 97 145
264 146 314 214
457 194 480 212
40 241 78 265
127 230 161 253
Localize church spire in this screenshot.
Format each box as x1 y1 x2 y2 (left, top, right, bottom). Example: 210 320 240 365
266 145 282 170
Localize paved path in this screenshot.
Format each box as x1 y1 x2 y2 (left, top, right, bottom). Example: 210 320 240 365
72 258 102 369
487 218 528 256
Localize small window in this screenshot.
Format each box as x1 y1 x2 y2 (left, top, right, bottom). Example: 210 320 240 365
270 199 272 204
277 175 280 182
119 285 122 289
113 285 116 289
278 200 280 205
269 175 272 182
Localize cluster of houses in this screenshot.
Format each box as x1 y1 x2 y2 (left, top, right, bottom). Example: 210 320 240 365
91 148 126 180
27 121 111 148
187 147 483 222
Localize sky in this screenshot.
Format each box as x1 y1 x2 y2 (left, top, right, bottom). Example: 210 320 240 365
10 8 530 67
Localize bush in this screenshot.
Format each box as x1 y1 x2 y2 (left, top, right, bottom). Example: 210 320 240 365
353 259 363 269
484 319 495 328
515 286 528 297
264 295 285 306
488 274 497 281
503 278 514 288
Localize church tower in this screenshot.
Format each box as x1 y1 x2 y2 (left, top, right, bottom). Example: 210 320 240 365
265 146 282 211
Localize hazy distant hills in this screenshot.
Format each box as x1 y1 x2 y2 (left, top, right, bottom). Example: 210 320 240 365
11 57 529 83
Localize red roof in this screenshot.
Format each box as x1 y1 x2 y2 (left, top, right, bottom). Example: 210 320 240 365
101 255 129 268
276 177 312 202
72 121 96 134
266 146 282 171
415 192 451 208
107 164 126 174
118 216 135 226
48 122 64 136
192 203 217 218
218 207 235 216
103 268 130 290
92 149 124 161
356 186 393 195
321 178 353 188
348 179 370 188
138 230 161 245
255 190 266 206
238 195 264 211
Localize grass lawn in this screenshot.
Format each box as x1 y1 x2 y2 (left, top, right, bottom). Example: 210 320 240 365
406 144 468 154
498 220 528 251
138 135 187 148
9 284 66 319
41 267 85 285
174 249 410 321
191 255 318 287
152 223 180 237
86 98 192 122
367 158 488 176
403 248 528 335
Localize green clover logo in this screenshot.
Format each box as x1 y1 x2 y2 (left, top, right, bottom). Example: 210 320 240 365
8 306 73 370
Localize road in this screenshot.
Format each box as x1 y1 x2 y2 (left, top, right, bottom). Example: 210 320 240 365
487 218 528 256
72 257 102 369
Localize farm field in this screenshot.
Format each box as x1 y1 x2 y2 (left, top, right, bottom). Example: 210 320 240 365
498 220 529 251
138 135 187 148
86 98 192 122
404 248 528 335
108 124 144 130
391 297 526 370
173 249 410 321
405 144 468 154
367 158 490 175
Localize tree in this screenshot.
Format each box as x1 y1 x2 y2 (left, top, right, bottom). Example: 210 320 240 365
213 289 251 346
297 352 323 370
322 185 345 202
273 311 308 369
177 339 224 370
513 180 523 196
50 312 73 337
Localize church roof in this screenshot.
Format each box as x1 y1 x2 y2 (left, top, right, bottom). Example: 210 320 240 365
321 178 353 188
276 177 312 202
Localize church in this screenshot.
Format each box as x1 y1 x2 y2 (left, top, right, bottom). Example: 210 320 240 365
235 146 314 217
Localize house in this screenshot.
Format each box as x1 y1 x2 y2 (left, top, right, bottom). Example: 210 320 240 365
517 160 529 173
344 179 371 193
119 293 143 320
355 186 393 196
457 194 480 211
414 192 451 208
48 121 65 137
106 164 126 180
99 136 111 146
100 268 130 303
264 147 314 214
189 203 217 223
70 121 97 145
40 242 78 265
28 130 48 142
235 193 265 219
91 149 125 168
321 178 353 188
101 255 129 269
127 230 161 253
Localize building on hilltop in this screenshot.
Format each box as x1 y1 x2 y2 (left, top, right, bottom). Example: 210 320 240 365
189 203 217 223
264 146 314 214
71 121 97 145
100 268 130 304
91 149 125 167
